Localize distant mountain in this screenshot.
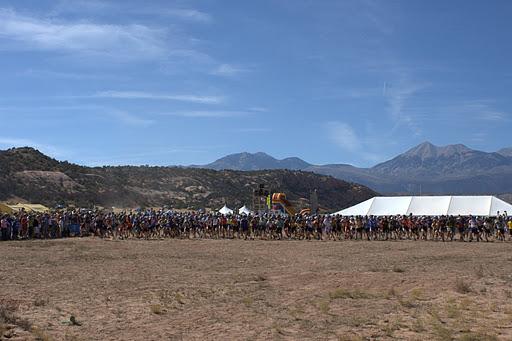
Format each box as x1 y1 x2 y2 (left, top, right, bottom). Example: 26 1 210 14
199 152 312 171
498 147 512 157
367 142 512 194
0 147 375 211
196 142 512 195
371 142 511 178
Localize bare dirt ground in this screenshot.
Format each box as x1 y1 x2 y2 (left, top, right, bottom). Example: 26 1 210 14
1 238 512 340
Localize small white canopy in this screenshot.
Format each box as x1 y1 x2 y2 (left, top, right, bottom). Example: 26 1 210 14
239 205 252 215
218 205 234 215
334 196 512 217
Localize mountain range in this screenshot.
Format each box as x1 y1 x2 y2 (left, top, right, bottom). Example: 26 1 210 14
0 147 375 211
199 142 512 195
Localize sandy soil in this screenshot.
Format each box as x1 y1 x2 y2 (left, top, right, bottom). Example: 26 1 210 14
1 238 512 340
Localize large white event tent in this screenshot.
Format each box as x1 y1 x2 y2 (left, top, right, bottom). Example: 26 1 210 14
334 196 512 217
238 205 252 215
218 205 234 215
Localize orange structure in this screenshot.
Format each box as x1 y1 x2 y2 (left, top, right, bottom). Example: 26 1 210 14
271 193 296 215
299 208 311 216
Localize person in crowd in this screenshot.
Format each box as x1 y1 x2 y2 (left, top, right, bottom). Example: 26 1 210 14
1 208 511 243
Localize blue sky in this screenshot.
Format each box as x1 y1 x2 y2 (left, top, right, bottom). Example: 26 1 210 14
0 0 511 167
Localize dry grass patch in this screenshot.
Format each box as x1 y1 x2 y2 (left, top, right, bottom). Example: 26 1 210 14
392 265 405 273
411 318 426 333
34 297 49 307
398 297 417 309
338 335 364 341
175 292 186 305
475 265 485 279
317 300 330 314
430 319 454 341
455 278 473 294
410 288 425 300
381 319 400 337
386 287 398 299
149 304 164 315
242 297 253 307
446 302 462 319
0 303 32 331
254 274 267 282
459 298 473 310
32 327 53 341
458 332 499 341
329 288 377 300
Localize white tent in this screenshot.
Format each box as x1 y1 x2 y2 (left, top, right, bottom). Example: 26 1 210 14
218 205 234 215
334 196 512 217
238 205 252 215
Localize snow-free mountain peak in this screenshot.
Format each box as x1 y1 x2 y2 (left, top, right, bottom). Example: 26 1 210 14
202 152 311 171
402 141 472 160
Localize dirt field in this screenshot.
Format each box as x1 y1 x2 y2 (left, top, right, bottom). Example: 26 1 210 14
1 238 512 340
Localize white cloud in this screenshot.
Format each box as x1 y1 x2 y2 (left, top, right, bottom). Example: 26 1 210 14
21 69 126 80
478 111 506 121
51 0 113 14
408 100 510 124
108 110 154 127
247 107 269 112
95 91 224 104
165 9 212 23
326 121 392 166
327 121 361 152
210 64 250 77
52 2 212 23
160 110 249 118
385 77 427 136
457 102 508 122
0 9 166 60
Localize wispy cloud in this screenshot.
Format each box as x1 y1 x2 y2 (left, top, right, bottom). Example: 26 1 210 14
21 68 126 80
478 111 507 121
95 91 224 104
51 2 212 23
326 121 361 152
51 0 113 15
0 104 103 111
108 110 154 127
247 107 269 112
384 75 428 136
403 100 510 124
326 121 388 165
210 64 251 77
0 9 166 60
165 9 212 23
456 102 508 122
160 110 250 118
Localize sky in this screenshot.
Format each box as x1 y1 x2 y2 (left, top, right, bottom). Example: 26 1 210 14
0 0 511 167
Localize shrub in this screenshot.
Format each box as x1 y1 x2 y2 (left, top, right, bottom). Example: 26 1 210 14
149 304 163 315
34 297 49 307
455 279 472 294
392 266 405 273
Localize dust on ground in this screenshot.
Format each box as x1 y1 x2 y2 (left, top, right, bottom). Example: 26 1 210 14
1 238 512 340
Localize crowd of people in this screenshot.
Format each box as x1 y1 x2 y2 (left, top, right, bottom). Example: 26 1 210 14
1 209 512 242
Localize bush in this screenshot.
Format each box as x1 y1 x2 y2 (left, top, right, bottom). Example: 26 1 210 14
455 278 472 294
149 304 163 315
